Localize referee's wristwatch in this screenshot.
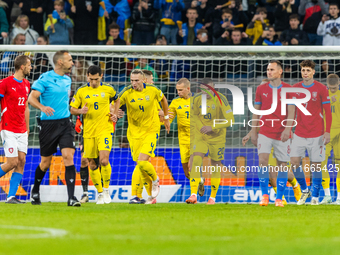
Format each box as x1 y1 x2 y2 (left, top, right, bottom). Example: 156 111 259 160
164 115 169 120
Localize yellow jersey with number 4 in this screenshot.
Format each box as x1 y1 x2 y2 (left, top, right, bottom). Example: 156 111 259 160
168 95 192 145
70 83 118 138
119 83 163 139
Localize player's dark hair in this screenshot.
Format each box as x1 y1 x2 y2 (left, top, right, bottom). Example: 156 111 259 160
327 74 339 86
108 22 120 31
201 78 214 87
14 55 30 71
53 50 69 65
256 7 267 14
87 65 102 75
329 2 339 9
269 60 283 70
300 60 316 70
142 70 153 76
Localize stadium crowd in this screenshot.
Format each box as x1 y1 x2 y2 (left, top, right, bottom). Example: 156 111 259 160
0 0 339 46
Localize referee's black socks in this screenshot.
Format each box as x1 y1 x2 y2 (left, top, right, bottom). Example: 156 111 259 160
80 166 89 192
32 165 47 194
65 165 76 199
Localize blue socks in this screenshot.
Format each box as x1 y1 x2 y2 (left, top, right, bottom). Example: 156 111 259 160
0 165 6 178
312 170 322 198
295 166 308 191
276 170 288 200
7 172 23 198
258 167 269 196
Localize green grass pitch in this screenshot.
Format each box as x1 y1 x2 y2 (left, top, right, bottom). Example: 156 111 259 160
1 203 340 255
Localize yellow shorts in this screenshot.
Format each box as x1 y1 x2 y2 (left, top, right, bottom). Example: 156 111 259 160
193 139 225 161
129 132 159 162
83 133 112 159
179 144 190 163
326 129 340 159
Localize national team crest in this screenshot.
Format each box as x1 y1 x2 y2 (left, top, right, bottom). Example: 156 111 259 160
26 86 29 93
145 95 150 101
8 148 13 154
212 104 215 109
258 144 261 150
312 92 317 98
101 92 105 98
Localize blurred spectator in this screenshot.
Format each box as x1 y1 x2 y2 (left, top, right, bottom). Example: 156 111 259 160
106 23 126 45
30 36 53 81
131 0 156 45
214 30 230 45
280 14 309 45
0 0 8 44
213 8 241 41
2 0 17 28
0 34 25 79
178 7 203 45
255 25 282 45
193 28 210 45
72 57 90 83
274 0 298 32
70 0 100 45
45 0 73 45
154 0 185 45
19 0 46 35
10 15 39 45
245 7 270 44
299 0 328 45
150 35 169 80
227 0 249 29
317 3 340 45
135 58 158 81
106 0 131 40
228 29 252 45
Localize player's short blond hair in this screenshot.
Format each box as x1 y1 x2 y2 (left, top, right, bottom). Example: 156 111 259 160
142 70 153 77
177 78 190 88
327 74 339 86
130 69 145 78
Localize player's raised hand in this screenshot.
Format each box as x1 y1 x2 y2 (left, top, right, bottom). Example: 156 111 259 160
41 106 55 116
242 135 250 146
164 119 170 134
200 126 212 134
323 132 330 145
80 103 88 114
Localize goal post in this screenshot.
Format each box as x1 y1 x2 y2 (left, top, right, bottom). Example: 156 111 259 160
0 45 338 203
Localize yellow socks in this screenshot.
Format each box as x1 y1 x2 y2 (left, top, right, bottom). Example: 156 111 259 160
138 160 157 181
131 165 142 197
190 178 199 195
210 177 221 198
89 168 103 193
101 163 112 189
189 156 203 195
289 178 298 188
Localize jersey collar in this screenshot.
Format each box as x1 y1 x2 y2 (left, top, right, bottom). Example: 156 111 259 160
13 77 23 83
269 83 282 89
87 82 103 87
302 82 314 88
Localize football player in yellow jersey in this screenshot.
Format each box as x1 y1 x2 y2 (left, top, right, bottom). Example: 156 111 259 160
242 131 302 203
70 65 120 205
120 69 170 204
168 78 192 179
186 78 234 205
321 74 340 205
129 70 164 204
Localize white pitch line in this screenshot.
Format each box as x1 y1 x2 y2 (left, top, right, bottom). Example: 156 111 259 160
0 225 68 239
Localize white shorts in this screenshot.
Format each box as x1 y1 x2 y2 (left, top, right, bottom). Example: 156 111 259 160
1 130 28 157
257 134 290 162
290 134 325 162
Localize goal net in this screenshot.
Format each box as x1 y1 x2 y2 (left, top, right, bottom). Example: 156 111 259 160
0 45 337 203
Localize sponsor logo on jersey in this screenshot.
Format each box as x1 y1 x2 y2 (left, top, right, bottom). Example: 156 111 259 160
177 106 182 109
130 99 135 103
12 87 16 91
85 95 90 99
263 93 268 97
145 95 150 101
105 145 110 149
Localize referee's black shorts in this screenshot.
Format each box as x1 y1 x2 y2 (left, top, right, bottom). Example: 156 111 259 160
39 118 75 157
